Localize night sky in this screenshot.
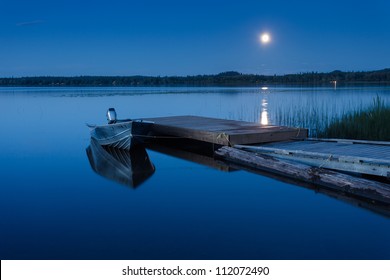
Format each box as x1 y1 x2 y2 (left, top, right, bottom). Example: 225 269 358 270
1 0 390 76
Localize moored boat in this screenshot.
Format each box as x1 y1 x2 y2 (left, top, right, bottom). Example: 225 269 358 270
88 108 153 150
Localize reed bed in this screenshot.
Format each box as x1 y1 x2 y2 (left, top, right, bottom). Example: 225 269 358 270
318 96 390 141
273 95 390 140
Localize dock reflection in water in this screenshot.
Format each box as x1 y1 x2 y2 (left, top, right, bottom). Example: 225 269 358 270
148 138 390 218
86 135 390 218
86 139 155 188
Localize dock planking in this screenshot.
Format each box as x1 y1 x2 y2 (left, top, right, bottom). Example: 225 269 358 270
142 115 308 146
216 146 390 204
236 138 390 178
133 115 390 203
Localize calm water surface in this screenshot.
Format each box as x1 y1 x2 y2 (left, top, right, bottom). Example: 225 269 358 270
1 86 390 259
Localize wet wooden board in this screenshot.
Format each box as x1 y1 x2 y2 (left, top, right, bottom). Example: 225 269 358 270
236 138 390 178
142 115 308 146
216 146 390 204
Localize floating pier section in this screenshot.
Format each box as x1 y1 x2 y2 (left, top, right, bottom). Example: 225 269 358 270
143 115 308 146
215 146 390 204
138 115 390 204
236 138 390 178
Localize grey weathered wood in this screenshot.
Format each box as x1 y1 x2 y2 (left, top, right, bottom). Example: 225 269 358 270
307 138 390 146
235 139 390 178
236 144 390 164
215 146 390 204
142 115 308 146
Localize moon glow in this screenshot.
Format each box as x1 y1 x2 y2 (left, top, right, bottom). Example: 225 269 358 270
260 33 271 44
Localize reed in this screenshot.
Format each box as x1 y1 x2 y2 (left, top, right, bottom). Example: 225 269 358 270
272 98 341 138
274 105 332 138
319 96 390 141
272 95 390 141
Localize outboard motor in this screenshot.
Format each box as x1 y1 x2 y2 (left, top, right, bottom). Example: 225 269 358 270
106 108 117 124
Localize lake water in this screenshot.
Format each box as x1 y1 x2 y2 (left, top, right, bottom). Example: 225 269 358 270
1 86 390 260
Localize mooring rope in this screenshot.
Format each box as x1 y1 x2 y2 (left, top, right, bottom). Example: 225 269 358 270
319 154 333 169
216 132 232 146
295 127 302 138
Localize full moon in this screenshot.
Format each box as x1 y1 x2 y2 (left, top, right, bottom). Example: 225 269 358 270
260 33 271 44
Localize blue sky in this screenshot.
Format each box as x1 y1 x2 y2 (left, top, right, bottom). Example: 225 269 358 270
1 0 390 76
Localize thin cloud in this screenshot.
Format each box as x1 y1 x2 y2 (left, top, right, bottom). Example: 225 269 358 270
16 20 45 27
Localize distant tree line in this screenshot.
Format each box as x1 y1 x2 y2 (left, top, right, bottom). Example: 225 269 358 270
1 69 390 87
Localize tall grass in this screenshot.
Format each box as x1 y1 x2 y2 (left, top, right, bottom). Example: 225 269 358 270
274 105 335 138
272 96 345 138
318 96 390 141
274 95 390 141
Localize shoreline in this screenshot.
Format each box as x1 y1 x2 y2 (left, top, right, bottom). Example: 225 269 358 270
1 69 390 87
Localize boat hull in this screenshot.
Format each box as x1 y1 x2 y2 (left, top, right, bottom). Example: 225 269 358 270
90 120 153 150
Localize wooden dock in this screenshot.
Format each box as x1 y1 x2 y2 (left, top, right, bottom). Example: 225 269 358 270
235 138 390 178
140 116 389 178
215 146 390 204
133 115 390 204
143 115 308 146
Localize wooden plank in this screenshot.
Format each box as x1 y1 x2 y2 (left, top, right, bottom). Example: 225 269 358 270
235 144 390 165
228 128 306 145
250 139 390 161
215 146 390 204
307 138 390 146
142 115 308 146
150 122 229 145
235 144 390 177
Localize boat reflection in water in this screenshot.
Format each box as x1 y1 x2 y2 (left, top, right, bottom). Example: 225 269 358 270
86 138 155 188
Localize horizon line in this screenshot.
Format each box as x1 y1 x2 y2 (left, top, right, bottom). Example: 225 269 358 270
1 68 390 79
